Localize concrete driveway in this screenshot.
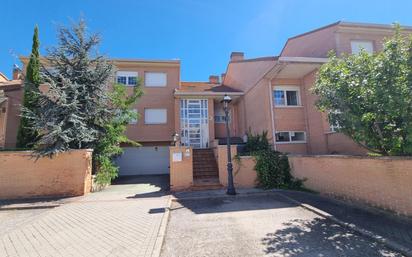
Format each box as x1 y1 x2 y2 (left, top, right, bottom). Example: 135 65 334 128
0 175 170 257
161 193 402 257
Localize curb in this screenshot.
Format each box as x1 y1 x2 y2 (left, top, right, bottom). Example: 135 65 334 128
151 196 172 257
171 189 281 202
0 205 60 211
276 192 412 257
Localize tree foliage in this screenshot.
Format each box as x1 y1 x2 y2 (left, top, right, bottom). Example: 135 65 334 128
22 19 143 185
313 25 412 156
94 83 142 185
22 20 114 156
242 129 270 154
17 25 41 148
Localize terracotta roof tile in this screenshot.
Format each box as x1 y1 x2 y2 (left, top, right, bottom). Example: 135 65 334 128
206 85 242 93
178 82 242 93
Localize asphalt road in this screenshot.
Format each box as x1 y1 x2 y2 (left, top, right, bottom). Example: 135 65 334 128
161 194 402 257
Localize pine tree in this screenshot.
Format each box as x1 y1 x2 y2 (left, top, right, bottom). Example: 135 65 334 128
22 20 114 156
16 25 41 148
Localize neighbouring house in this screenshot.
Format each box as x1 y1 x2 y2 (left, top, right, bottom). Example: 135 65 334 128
6 21 411 181
0 67 23 149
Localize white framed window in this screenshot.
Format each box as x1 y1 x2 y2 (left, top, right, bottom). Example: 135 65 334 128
214 108 231 123
329 110 342 132
275 131 306 143
273 86 301 107
351 40 374 54
330 123 341 132
145 72 167 87
214 115 231 123
129 109 138 125
116 71 138 86
144 108 167 124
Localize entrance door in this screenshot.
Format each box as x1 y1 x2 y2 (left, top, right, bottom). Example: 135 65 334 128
180 99 209 148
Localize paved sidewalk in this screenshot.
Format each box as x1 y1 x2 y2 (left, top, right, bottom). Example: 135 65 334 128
0 175 170 257
162 192 403 256
278 190 412 253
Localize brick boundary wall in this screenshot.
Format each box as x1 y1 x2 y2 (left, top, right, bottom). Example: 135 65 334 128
169 146 193 191
289 155 412 217
217 145 257 188
0 149 92 199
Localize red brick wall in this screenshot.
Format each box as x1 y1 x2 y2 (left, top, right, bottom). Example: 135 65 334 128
0 149 92 199
289 155 412 217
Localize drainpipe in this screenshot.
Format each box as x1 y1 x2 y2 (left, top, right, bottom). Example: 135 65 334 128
268 80 277 151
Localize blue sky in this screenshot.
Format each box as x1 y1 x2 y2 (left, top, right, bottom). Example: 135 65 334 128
2 0 412 81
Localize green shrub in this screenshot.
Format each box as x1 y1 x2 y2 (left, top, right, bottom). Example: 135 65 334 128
243 130 270 154
254 150 303 189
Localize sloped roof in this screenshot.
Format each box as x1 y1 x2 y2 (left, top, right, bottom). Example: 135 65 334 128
0 80 23 91
179 82 217 92
178 82 242 94
206 85 242 93
223 57 277 93
0 72 8 82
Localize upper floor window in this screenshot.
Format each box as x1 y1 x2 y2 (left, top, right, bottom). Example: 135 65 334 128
351 40 374 54
116 71 138 86
145 72 167 87
144 108 167 124
273 86 301 107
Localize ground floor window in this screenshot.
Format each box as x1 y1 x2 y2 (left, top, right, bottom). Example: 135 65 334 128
214 107 231 123
275 131 306 143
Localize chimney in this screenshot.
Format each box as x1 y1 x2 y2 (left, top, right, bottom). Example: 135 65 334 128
209 75 220 84
230 52 244 62
12 64 22 80
221 73 226 83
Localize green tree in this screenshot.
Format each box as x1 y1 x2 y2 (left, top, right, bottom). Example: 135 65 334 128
23 19 143 184
313 25 412 156
94 83 143 185
22 19 114 156
16 25 41 148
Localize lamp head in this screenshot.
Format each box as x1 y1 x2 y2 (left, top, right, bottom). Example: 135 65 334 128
223 94 232 103
221 95 232 108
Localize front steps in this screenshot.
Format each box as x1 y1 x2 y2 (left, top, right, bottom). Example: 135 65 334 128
192 149 223 190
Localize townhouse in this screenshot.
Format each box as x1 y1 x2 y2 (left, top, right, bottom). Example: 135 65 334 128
0 67 23 148
1 21 409 179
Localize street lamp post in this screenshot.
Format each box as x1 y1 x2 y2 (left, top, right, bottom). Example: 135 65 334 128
221 94 236 195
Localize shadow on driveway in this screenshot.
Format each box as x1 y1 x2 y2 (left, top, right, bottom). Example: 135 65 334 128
162 193 402 257
262 217 400 256
172 193 299 214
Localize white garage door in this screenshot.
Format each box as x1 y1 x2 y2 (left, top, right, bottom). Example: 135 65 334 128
115 146 170 176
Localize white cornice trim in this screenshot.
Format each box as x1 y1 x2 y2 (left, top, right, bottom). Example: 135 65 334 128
278 57 329 64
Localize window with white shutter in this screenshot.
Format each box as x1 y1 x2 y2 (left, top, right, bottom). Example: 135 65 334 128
145 72 167 87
